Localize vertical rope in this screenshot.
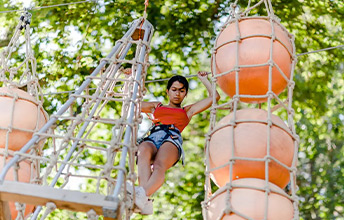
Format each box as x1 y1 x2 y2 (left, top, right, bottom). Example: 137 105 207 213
204 1 299 219
14 202 25 220
0 13 44 220
143 0 149 19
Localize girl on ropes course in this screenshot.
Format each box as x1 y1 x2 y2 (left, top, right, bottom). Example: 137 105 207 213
125 69 220 214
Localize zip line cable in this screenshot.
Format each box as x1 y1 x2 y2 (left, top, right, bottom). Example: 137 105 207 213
297 44 344 57
0 0 95 14
30 0 95 10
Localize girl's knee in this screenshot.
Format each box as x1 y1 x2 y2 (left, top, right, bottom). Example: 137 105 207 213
152 159 168 172
137 143 156 159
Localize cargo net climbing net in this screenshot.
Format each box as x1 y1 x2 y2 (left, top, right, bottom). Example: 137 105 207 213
203 0 299 219
0 8 154 220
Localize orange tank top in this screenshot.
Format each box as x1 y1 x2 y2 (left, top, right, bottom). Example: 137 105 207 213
153 103 190 132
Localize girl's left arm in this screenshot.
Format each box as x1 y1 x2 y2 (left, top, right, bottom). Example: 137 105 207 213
184 71 220 119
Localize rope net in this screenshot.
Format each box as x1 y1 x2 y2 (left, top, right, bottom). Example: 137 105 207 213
0 10 154 220
0 11 47 220
203 1 299 219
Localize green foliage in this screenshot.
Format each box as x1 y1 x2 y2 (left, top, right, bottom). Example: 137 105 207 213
0 0 343 219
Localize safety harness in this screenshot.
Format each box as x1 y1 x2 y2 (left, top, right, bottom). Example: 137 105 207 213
137 116 180 145
137 112 185 165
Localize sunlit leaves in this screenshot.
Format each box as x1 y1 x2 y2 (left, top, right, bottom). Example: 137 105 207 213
0 0 343 219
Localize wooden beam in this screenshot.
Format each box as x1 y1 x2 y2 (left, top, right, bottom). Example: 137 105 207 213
0 200 11 220
0 181 120 218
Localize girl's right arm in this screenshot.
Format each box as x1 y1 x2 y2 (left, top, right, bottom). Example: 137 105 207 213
141 101 161 113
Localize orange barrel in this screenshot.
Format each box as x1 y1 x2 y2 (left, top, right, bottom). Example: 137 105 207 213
213 18 293 103
0 87 48 152
209 108 294 188
206 178 294 220
0 150 36 219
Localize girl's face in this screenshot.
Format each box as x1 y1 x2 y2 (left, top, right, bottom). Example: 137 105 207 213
167 81 187 106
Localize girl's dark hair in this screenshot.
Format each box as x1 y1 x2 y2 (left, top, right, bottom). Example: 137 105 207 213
167 75 189 93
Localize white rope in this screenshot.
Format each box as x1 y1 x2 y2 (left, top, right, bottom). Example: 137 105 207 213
203 0 299 219
39 202 57 220
26 18 151 219
0 11 153 220
0 11 44 101
0 8 45 203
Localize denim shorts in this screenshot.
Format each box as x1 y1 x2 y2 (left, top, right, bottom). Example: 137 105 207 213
143 127 185 165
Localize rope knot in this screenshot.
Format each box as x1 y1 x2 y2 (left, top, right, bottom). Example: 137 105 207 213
230 3 237 9
224 206 232 214
288 81 295 89
290 167 298 173
235 35 241 42
65 172 72 178
289 108 295 115
232 95 240 103
268 60 274 67
229 158 236 163
13 162 20 172
291 195 299 202
294 134 300 142
225 182 233 191
267 91 275 99
86 209 98 220
128 172 137 182
7 126 13 133
272 15 281 23
264 185 271 193
264 155 272 163
15 202 25 212
9 67 18 76
233 66 240 72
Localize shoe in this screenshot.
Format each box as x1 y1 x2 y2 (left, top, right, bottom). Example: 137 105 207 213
134 186 148 211
126 183 154 215
140 199 153 215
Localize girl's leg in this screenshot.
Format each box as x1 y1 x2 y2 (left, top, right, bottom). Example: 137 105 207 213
142 142 179 196
137 142 157 187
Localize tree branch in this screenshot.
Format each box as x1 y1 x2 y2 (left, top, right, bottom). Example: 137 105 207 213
0 39 10 48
